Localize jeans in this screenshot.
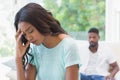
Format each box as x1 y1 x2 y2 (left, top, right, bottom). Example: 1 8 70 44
80 73 105 80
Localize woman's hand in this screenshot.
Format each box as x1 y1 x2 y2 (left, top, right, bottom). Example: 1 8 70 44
15 29 30 59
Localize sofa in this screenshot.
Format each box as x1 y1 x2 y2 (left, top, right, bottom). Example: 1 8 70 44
1 40 120 80
76 40 120 66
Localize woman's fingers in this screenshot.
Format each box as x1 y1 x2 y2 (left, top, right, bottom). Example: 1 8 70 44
15 29 30 58
18 32 24 41
15 29 23 43
15 29 21 39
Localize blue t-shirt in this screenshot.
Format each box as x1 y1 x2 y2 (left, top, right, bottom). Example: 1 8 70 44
28 37 81 80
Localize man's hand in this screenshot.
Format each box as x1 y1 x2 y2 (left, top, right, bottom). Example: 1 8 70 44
105 75 115 80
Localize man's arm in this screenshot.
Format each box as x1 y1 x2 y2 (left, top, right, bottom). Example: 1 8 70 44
106 62 119 80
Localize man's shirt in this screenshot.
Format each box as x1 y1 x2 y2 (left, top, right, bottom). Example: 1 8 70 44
79 42 116 76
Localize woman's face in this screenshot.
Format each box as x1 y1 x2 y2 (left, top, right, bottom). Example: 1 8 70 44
18 22 45 45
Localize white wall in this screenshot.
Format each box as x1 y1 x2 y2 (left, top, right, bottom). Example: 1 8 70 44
106 0 120 42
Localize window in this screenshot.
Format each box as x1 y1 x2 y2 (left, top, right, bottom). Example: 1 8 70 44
106 0 120 42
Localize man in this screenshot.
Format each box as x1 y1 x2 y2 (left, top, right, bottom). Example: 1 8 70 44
80 28 119 80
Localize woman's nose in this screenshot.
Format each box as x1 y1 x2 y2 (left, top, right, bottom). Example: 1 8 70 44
26 35 33 41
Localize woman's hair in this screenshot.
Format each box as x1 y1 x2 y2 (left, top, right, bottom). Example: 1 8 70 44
14 3 67 69
14 3 67 36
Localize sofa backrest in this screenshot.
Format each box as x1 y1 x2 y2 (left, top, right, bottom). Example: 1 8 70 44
75 40 120 67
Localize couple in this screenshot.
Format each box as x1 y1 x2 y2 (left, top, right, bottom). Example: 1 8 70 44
14 2 119 80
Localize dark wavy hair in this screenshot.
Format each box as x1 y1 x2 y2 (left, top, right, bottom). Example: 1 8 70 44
14 3 67 69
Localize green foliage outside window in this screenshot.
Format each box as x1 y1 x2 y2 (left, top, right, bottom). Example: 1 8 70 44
43 0 105 40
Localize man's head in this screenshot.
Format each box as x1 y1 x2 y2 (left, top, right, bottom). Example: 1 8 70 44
88 28 100 48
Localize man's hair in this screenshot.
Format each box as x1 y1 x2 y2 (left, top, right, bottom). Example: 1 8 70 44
88 27 99 35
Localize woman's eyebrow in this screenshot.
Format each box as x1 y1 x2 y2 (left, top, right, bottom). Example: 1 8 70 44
25 26 31 32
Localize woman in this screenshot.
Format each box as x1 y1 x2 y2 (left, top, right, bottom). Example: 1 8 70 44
14 3 81 80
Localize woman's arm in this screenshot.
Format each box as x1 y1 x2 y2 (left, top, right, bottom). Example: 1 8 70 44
25 64 37 80
16 57 26 80
66 64 79 80
16 58 36 80
15 29 36 80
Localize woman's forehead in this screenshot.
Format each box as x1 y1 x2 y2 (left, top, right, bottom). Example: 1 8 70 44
18 22 32 31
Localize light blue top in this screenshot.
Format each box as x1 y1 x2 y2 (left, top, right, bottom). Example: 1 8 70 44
28 37 81 80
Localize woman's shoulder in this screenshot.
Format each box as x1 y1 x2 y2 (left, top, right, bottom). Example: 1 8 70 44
29 43 43 53
61 36 78 49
